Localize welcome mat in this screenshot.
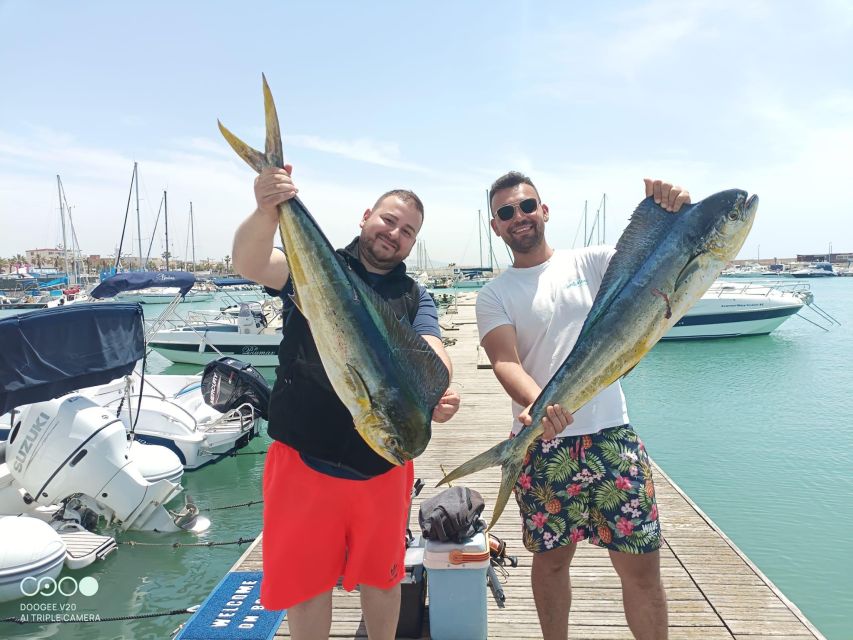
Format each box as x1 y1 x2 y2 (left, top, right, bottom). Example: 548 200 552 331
176 572 286 640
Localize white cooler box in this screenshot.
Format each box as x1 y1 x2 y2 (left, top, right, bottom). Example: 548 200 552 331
423 532 489 640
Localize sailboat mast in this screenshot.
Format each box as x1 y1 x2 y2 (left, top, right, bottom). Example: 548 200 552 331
56 175 70 282
164 190 170 270
484 188 494 270
190 202 196 272
478 209 483 270
134 162 142 271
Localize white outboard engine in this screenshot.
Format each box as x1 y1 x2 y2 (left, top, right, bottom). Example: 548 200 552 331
6 394 205 532
237 302 259 334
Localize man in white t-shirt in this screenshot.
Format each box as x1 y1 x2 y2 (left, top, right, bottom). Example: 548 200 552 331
476 171 690 640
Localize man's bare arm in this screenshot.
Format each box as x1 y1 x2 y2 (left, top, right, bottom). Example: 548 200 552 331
232 166 296 290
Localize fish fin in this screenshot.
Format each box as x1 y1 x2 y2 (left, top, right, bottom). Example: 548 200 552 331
674 254 703 292
580 196 690 338
437 428 539 530
262 74 284 168
287 292 304 316
345 362 373 405
217 74 286 173
350 276 449 412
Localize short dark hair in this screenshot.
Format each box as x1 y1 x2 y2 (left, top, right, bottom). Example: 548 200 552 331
488 171 539 213
373 189 424 220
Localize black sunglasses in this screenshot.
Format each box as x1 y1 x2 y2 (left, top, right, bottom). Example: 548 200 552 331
495 198 538 221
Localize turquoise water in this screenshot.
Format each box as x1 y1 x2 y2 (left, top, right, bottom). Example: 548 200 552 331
623 278 852 639
1 282 850 638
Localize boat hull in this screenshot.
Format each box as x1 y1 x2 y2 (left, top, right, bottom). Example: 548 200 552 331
149 329 281 367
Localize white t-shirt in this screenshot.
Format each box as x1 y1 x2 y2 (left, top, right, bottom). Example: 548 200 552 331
476 246 629 437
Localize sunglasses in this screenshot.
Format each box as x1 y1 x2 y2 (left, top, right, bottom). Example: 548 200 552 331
495 198 539 221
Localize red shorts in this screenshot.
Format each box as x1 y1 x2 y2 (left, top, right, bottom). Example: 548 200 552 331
260 441 414 610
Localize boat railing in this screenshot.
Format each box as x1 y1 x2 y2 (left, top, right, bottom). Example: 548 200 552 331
707 280 812 301
199 402 259 434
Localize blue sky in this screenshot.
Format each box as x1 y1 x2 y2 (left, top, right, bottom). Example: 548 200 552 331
1 1 851 267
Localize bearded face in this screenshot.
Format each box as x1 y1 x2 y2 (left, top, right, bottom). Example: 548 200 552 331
358 196 422 271
490 184 548 254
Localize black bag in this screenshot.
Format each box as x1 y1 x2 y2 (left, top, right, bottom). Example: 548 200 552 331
419 486 485 543
200 357 271 420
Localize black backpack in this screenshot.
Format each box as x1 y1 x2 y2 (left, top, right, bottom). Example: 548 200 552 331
419 486 486 543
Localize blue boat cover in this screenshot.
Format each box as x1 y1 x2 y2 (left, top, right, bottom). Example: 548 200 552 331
211 278 257 287
90 271 196 299
0 303 145 414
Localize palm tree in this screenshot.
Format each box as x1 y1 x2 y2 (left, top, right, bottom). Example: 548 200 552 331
0 257 8 274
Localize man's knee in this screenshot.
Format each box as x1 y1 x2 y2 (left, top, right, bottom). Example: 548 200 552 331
533 544 576 574
610 550 662 588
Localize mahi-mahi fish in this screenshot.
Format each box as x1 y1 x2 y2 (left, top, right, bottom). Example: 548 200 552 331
439 188 758 528
218 75 449 465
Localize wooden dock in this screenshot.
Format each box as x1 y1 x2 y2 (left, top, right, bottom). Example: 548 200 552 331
231 294 826 639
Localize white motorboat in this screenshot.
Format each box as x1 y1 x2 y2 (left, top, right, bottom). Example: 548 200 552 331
790 262 836 278
662 281 810 340
78 359 270 470
91 272 283 367
0 302 215 602
148 301 282 367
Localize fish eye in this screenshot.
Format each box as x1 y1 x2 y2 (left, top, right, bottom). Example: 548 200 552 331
727 211 739 221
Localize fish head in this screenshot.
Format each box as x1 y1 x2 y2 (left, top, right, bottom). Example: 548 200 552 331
693 189 758 263
354 402 431 466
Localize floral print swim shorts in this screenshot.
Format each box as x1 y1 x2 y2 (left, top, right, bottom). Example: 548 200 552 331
514 424 663 555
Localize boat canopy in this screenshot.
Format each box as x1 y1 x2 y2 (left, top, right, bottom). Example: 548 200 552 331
90 271 196 299
211 278 257 287
0 303 145 414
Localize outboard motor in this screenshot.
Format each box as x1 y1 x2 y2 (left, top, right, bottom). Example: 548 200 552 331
201 357 271 420
6 395 206 532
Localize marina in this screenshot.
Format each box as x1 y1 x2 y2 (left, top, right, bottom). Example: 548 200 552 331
0 281 848 638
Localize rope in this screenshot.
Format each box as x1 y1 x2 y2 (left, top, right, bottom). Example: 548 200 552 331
119 536 256 548
202 499 263 512
2 605 198 624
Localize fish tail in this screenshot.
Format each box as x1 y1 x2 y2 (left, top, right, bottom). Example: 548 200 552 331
262 74 284 167
217 73 283 173
437 427 540 530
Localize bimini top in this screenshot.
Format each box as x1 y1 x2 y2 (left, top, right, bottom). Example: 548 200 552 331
211 277 257 287
90 271 196 299
0 303 145 414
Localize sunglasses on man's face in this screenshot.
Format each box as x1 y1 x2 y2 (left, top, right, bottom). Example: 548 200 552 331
494 198 539 221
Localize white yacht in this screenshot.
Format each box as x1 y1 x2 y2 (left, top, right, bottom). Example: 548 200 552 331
148 301 283 367
790 262 836 278
662 281 810 340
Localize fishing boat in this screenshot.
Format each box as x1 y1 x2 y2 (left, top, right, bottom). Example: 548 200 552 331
662 280 810 340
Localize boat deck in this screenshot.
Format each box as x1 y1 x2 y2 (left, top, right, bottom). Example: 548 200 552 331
230 294 826 639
